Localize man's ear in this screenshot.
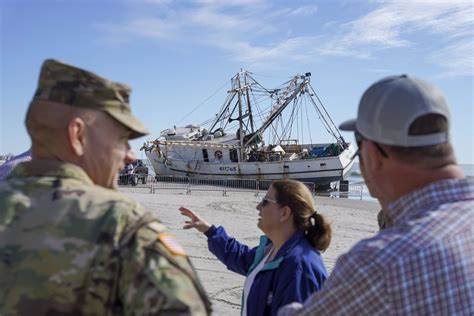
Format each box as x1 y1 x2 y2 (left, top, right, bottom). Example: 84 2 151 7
68 117 87 156
280 206 292 223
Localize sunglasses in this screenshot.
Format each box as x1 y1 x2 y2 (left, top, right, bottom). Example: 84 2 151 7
354 131 389 158
260 196 278 207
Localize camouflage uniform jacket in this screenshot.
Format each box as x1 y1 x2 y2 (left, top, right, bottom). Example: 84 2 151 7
0 160 212 315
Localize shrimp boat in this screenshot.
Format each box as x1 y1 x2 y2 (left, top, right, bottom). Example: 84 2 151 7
142 70 355 189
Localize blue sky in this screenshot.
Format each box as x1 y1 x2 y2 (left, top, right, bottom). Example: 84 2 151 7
1 0 473 163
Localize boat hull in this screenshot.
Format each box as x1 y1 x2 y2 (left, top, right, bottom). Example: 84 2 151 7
145 144 355 187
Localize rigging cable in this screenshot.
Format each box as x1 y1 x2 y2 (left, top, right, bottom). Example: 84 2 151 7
306 86 338 140
300 97 304 144
176 79 230 126
304 97 313 144
308 84 345 143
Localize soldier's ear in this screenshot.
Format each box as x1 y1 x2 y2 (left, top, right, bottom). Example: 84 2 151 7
68 117 87 156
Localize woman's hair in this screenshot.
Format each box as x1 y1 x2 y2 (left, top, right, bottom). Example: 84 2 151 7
271 180 331 252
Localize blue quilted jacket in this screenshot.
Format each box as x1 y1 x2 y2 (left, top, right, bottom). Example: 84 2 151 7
205 226 328 316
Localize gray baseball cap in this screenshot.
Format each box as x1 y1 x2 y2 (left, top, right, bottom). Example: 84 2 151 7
339 75 450 147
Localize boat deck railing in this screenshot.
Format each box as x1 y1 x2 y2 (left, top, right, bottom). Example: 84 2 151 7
118 174 364 200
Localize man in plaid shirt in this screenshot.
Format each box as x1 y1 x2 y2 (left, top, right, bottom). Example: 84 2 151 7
279 75 473 315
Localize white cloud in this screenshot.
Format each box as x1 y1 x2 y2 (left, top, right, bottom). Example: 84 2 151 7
187 6 257 31
124 18 181 39
141 0 172 4
213 36 317 64
315 0 473 75
102 0 473 76
430 38 474 77
321 1 472 51
278 5 319 17
195 0 265 7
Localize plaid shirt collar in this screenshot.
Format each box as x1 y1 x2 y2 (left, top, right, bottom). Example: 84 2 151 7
387 177 474 226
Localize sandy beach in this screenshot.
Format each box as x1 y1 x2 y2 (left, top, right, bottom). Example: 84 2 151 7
122 187 381 315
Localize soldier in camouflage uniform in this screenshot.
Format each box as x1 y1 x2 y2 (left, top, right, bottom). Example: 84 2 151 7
0 59 212 315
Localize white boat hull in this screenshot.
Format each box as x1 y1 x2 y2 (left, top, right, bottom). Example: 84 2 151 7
145 144 355 187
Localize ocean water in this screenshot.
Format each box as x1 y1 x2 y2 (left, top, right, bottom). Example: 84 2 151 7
350 163 474 181
460 163 474 177
349 163 474 201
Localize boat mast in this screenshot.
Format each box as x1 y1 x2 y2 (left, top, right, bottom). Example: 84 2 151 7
237 70 245 162
244 72 255 135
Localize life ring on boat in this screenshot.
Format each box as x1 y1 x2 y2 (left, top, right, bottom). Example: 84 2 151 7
214 150 223 160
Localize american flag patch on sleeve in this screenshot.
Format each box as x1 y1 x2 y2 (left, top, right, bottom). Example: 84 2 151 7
157 233 187 256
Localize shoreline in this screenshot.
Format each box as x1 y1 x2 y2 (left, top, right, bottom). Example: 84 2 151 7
122 188 381 315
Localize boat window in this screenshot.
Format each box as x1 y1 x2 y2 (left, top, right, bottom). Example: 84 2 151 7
230 148 238 162
202 149 209 162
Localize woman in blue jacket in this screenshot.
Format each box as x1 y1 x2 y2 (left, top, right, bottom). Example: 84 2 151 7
180 179 332 316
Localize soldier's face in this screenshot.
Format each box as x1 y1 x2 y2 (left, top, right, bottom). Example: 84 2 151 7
83 113 133 189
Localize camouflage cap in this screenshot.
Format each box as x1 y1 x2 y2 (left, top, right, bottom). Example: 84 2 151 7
32 59 149 139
